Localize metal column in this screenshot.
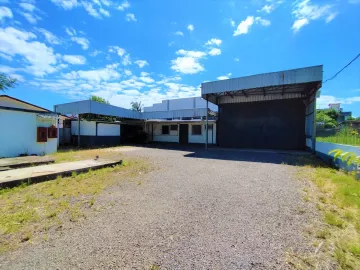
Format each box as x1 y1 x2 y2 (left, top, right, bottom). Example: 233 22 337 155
78 114 81 147
205 95 208 150
312 95 317 154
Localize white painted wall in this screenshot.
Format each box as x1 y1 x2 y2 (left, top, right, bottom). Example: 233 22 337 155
188 123 216 144
71 121 121 136
98 123 120 136
144 97 218 112
0 109 57 157
148 122 216 144
71 121 96 136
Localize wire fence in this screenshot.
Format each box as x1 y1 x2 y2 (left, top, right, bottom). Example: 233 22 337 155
316 126 360 147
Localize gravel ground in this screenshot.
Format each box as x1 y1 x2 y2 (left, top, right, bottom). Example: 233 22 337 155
0 146 313 270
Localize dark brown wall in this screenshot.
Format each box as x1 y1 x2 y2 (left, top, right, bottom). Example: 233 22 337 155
218 99 305 150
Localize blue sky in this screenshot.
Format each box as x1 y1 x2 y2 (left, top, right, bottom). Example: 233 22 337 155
0 0 359 116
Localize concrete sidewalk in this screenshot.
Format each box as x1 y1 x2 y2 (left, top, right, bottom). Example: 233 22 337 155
0 156 55 171
0 159 122 187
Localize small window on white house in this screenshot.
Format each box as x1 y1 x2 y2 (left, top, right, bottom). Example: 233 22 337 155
192 125 202 135
162 125 169 135
170 125 178 131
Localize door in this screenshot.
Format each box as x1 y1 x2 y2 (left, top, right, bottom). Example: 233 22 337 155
179 124 188 144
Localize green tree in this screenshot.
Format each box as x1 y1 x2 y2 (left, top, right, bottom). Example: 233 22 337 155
0 73 17 91
356 117 360 121
90 95 109 104
131 101 142 112
316 109 338 128
347 116 355 121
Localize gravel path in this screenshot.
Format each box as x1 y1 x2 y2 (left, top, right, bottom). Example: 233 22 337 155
1 147 312 270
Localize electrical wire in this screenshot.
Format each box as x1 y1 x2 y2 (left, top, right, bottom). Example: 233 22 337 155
323 53 360 84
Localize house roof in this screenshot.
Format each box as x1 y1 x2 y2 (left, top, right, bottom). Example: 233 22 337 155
0 95 51 112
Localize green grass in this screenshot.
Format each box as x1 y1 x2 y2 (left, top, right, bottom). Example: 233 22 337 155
317 128 360 146
296 165 360 269
0 157 150 254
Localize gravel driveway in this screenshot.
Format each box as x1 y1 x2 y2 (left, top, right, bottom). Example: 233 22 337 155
1 147 312 269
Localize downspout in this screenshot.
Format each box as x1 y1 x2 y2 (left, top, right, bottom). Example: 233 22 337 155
205 94 208 150
78 114 81 147
312 94 317 154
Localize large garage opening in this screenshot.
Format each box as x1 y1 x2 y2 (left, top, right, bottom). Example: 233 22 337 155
202 66 323 151
218 99 305 150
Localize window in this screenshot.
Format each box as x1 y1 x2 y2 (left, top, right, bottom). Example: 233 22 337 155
192 125 202 135
205 124 213 130
162 125 169 135
37 127 48 142
170 125 178 131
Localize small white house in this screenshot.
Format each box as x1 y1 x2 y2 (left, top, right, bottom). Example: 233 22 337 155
0 95 58 158
146 119 217 145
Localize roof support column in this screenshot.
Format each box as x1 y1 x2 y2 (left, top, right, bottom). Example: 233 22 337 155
78 114 81 147
312 95 317 154
205 95 208 150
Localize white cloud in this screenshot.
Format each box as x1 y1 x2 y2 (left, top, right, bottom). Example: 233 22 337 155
65 28 90 49
292 0 337 32
171 49 207 74
174 31 184 36
230 19 235 27
99 8 110 17
255 17 271 26
187 24 194 31
19 12 41 24
0 6 12 20
82 1 101 18
258 4 274 14
208 48 221 56
62 66 120 82
36 28 61 45
125 13 136 21
124 69 132 76
122 54 131 65
233 16 270 36
19 3 36 12
71 36 90 49
90 50 102 57
217 73 232 80
317 95 360 109
63 55 86 65
108 46 126 57
51 0 78 10
0 27 58 76
0 52 12 61
234 57 240 62
135 60 149 68
117 0 130 10
205 38 222 46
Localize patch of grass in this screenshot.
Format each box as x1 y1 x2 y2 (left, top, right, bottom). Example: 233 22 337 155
296 165 360 269
324 212 345 228
0 155 151 254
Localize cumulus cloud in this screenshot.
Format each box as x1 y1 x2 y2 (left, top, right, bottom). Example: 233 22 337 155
0 6 12 20
51 0 79 10
117 0 130 10
171 49 207 74
36 28 61 45
217 73 232 80
174 31 184 36
292 0 337 32
125 13 136 21
0 27 59 76
208 48 221 56
205 38 222 46
233 16 270 36
63 55 86 65
135 60 149 68
65 27 90 49
187 24 194 31
317 95 360 108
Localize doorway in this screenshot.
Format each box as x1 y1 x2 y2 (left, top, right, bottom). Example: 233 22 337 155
179 124 189 144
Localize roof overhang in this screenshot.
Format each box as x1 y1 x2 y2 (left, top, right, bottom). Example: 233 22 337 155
201 65 323 104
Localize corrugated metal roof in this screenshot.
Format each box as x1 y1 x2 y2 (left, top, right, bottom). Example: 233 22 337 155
54 101 210 120
201 65 323 104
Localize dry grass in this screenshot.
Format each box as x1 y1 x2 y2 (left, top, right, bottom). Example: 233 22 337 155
50 146 134 163
291 164 360 269
0 157 151 254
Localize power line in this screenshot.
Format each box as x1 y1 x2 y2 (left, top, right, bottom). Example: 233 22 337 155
323 53 360 84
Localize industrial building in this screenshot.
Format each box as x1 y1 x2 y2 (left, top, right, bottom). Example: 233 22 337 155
201 65 323 151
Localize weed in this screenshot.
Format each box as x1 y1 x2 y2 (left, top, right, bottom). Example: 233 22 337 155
315 229 330 239
324 212 345 228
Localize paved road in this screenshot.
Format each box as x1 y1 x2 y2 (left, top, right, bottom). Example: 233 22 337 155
1 147 311 269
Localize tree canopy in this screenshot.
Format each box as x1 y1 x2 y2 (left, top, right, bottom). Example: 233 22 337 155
90 95 109 104
131 101 142 112
316 109 339 128
0 73 17 91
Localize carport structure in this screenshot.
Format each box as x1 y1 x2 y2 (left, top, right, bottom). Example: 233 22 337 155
201 65 323 151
